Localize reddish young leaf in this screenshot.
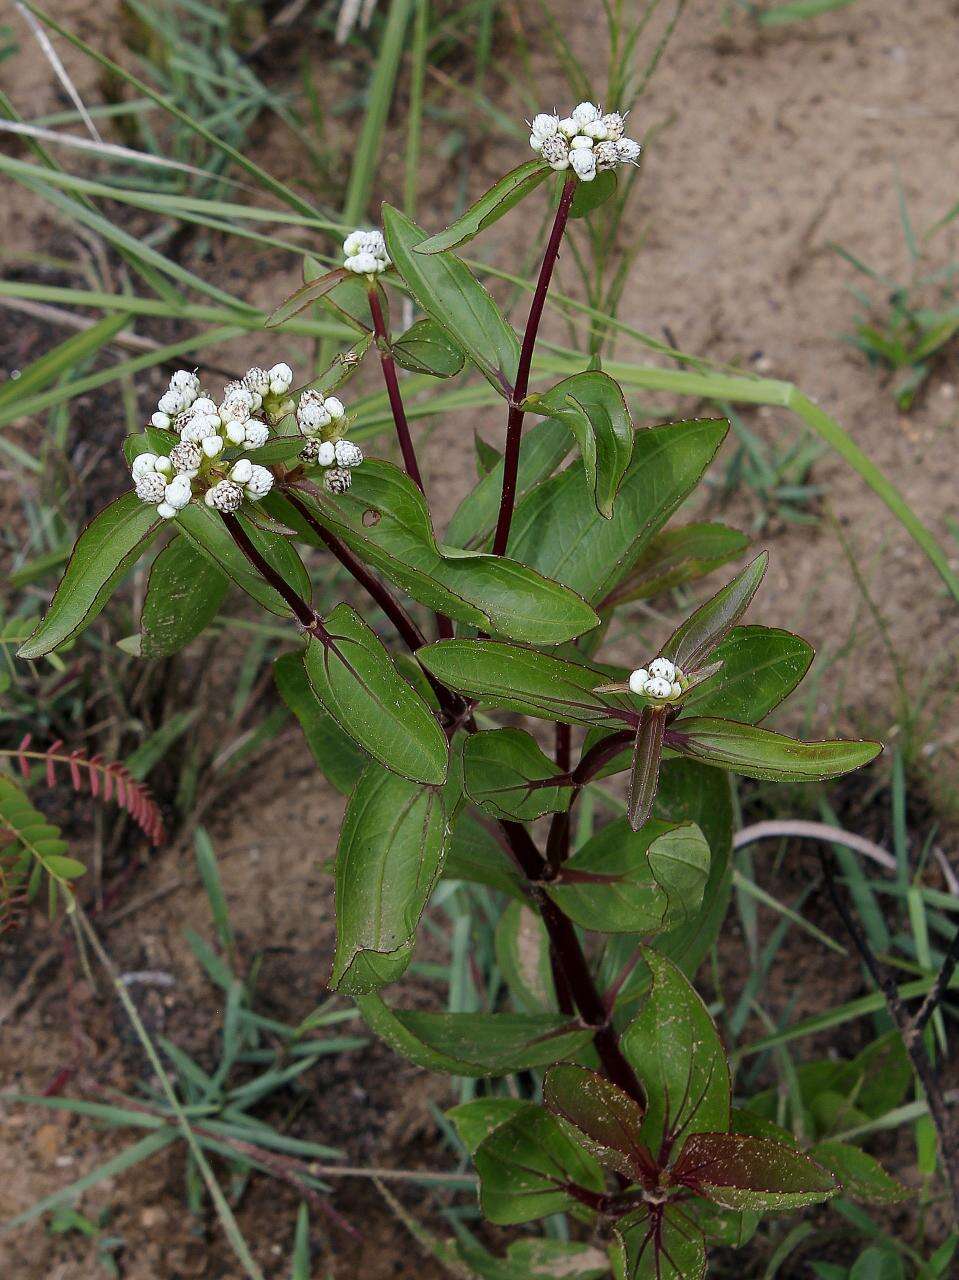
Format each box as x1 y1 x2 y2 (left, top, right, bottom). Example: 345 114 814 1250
672 1131 837 1211
627 706 666 832
544 1064 654 1180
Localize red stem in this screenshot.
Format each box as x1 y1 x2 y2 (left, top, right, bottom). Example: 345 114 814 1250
221 512 320 632
492 176 577 556
367 285 425 493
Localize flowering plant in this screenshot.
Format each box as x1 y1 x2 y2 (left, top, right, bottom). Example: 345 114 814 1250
19 110 895 1276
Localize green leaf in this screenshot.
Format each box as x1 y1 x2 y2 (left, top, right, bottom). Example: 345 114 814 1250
569 170 617 220
443 809 528 900
525 371 633 517
602 522 750 608
807 1142 911 1205
382 204 519 392
447 1098 529 1155
419 639 632 728
391 317 465 378
19 493 161 659
612 1205 706 1280
45 854 86 880
446 417 572 550
669 718 882 782
546 820 710 936
414 160 551 254
676 626 813 724
268 465 599 645
474 431 503 477
544 1064 650 1179
176 504 311 618
303 606 448 785
474 1105 605 1225
464 728 572 821
274 651 367 796
672 1132 837 1211
653 761 734 977
495 901 557 1013
849 1247 906 1280
507 419 728 603
266 267 351 327
330 764 447 993
620 949 730 1155
661 555 768 673
135 536 229 658
354 997 593 1076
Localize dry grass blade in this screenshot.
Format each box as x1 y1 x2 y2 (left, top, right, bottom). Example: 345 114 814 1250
15 1 102 143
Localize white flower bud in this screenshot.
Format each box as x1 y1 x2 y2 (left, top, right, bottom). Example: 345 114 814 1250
204 479 243 511
602 112 625 140
529 133 544 153
163 474 193 510
224 420 247 445
615 138 642 164
155 456 173 476
531 113 560 139
594 141 619 171
192 397 217 415
157 388 185 416
557 116 578 138
570 148 597 181
219 394 252 423
244 464 273 499
131 452 159 479
230 458 254 485
645 676 672 700
297 401 331 436
649 657 676 682
572 101 601 126
583 119 608 141
135 473 167 504
345 251 379 274
628 668 649 695
151 411 171 430
202 434 224 458
323 467 352 494
243 367 271 396
334 439 363 467
170 369 200 393
541 135 570 170
315 440 336 467
325 396 345 420
268 363 293 393
244 420 269 449
570 134 593 150
170 441 202 475
156 502 177 519
671 681 683 699
343 230 365 256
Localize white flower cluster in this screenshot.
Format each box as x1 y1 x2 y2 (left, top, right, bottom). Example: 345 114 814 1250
132 365 288 518
528 102 641 182
343 228 391 275
296 389 364 493
628 656 687 703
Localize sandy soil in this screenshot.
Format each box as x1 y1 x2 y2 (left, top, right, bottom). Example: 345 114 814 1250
3 0 959 1275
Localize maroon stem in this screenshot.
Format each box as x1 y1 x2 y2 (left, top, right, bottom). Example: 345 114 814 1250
367 285 425 494
367 284 453 642
221 512 320 632
492 176 577 556
284 490 425 652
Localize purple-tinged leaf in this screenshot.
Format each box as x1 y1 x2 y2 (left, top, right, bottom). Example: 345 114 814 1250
601 522 750 610
667 717 882 782
627 706 666 832
266 266 351 327
544 1064 653 1180
414 160 551 254
672 1131 837 1211
612 1205 706 1280
660 553 767 673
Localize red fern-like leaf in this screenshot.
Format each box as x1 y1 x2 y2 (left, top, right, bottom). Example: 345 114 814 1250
8 736 165 845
